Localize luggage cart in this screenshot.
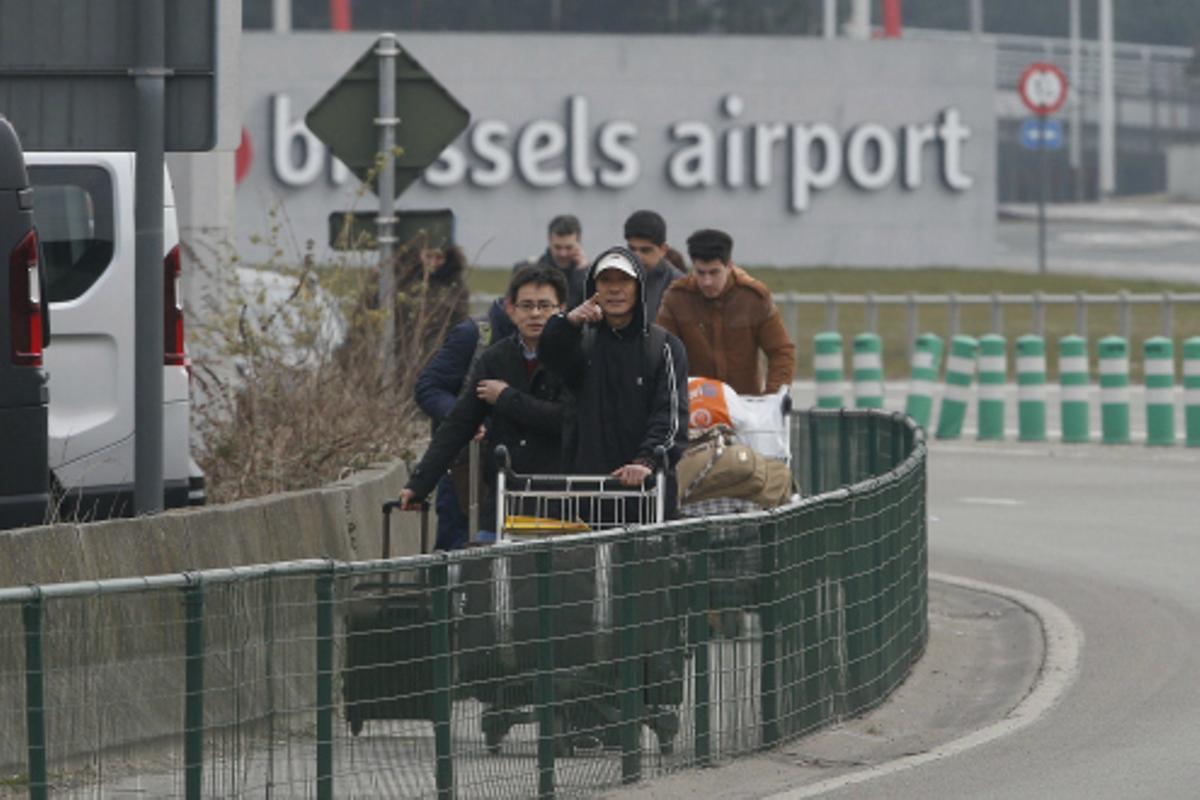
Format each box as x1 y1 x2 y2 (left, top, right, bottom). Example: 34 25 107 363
457 447 683 756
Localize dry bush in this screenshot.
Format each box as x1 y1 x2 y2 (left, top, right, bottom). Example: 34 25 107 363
188 212 465 504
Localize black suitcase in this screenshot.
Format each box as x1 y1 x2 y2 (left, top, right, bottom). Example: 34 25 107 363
342 500 435 736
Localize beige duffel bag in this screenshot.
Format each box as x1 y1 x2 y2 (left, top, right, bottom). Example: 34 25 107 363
676 426 794 509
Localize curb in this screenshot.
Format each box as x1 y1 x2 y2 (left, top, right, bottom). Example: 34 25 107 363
765 572 1082 799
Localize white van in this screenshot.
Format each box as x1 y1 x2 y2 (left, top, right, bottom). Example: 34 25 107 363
26 153 204 518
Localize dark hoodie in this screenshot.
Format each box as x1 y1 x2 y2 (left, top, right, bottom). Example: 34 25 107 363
538 246 689 482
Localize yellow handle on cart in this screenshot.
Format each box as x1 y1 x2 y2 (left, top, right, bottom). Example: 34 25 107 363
504 515 591 536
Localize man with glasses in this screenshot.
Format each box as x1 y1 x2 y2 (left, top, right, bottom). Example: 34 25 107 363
624 209 685 324
400 266 569 539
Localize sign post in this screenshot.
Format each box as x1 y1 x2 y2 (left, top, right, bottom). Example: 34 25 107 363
1018 62 1069 276
306 38 470 378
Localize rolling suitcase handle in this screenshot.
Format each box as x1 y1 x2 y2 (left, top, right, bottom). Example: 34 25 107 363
381 500 431 560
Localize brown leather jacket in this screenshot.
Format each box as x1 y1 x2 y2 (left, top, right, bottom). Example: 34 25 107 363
656 266 796 395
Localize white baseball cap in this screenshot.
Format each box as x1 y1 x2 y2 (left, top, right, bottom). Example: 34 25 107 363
593 252 638 280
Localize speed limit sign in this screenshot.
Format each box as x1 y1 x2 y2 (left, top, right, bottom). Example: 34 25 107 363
1018 62 1069 116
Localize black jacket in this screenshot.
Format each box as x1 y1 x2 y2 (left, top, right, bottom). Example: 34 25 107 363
405 334 567 521
538 247 689 477
512 249 588 309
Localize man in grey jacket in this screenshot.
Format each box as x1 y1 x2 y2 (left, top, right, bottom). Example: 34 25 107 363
624 209 686 324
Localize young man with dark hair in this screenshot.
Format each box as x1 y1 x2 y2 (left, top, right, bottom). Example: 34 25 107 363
657 228 796 396
539 247 689 513
400 266 570 534
623 209 685 323
512 213 588 307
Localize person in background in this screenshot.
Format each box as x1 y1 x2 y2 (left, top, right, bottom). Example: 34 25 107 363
400 266 569 540
512 214 588 308
623 209 685 324
393 238 471 373
414 298 516 550
656 228 795 396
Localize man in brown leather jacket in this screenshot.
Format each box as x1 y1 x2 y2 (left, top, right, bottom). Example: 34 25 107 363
656 228 795 396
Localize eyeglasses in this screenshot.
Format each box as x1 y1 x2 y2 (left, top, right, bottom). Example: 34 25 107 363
514 301 559 313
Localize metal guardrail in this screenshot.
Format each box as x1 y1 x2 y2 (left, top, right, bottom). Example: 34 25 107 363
473 291 1200 363
0 409 927 799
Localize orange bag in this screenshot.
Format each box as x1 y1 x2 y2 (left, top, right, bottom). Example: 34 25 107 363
688 377 733 429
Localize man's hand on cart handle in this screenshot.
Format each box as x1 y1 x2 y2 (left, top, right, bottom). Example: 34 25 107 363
567 293 604 327
611 463 652 487
398 488 418 509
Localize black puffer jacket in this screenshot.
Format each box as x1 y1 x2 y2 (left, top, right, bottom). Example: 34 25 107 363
405 334 567 525
538 246 689 478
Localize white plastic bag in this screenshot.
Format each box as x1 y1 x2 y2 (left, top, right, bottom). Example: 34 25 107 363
687 378 791 461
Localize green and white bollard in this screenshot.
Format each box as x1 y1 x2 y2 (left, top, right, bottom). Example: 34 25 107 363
935 335 978 440
1059 335 1090 443
976 334 1006 440
905 333 943 430
1185 337 1200 447
1143 337 1175 446
853 333 884 409
1016 335 1047 442
1098 336 1130 445
813 331 844 409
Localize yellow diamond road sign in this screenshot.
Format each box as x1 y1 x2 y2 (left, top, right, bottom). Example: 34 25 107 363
305 41 470 200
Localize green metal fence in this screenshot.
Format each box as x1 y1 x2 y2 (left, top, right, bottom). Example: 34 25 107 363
0 409 926 799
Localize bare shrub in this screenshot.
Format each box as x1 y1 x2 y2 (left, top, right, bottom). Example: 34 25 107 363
189 210 467 504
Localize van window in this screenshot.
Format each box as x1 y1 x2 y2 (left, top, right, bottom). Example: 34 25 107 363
27 166 115 303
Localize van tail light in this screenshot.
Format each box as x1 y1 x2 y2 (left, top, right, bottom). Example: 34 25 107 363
164 244 185 366
9 228 43 367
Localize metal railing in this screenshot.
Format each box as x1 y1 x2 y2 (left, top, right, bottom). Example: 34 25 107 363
0 409 927 799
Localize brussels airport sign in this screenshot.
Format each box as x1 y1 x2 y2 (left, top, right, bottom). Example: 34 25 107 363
271 92 974 212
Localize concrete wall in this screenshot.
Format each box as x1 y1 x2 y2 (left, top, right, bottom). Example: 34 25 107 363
230 32 996 268
1167 144 1200 201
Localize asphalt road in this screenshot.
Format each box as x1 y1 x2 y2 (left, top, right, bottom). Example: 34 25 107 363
995 219 1200 283
812 441 1200 799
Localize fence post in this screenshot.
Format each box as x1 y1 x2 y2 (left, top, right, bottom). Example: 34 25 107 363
431 560 454 799
1184 337 1200 447
1118 290 1132 343
905 292 918 362
690 526 712 766
814 332 844 409
1075 291 1087 337
865 292 878 334
1032 291 1045 337
1098 336 1131 444
853 333 884 409
535 548 557 799
315 571 335 800
904 333 943 430
977 334 1007 440
935 335 978 440
1016 335 1047 442
618 537 642 784
759 519 779 749
990 291 1003 334
1161 291 1174 339
1144 337 1175 446
22 594 47 800
183 579 205 800
947 292 960 340
824 292 838 331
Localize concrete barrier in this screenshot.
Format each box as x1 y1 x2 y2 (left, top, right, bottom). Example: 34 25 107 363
0 460 415 588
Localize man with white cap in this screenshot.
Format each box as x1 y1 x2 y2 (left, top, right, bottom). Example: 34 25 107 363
538 246 690 513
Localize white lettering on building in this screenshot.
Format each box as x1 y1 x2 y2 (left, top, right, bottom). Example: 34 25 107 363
267 91 972 211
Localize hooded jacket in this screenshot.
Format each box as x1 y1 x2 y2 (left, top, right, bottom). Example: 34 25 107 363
538 247 690 477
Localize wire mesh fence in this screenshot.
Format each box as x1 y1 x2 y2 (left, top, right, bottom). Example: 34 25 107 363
0 409 927 799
